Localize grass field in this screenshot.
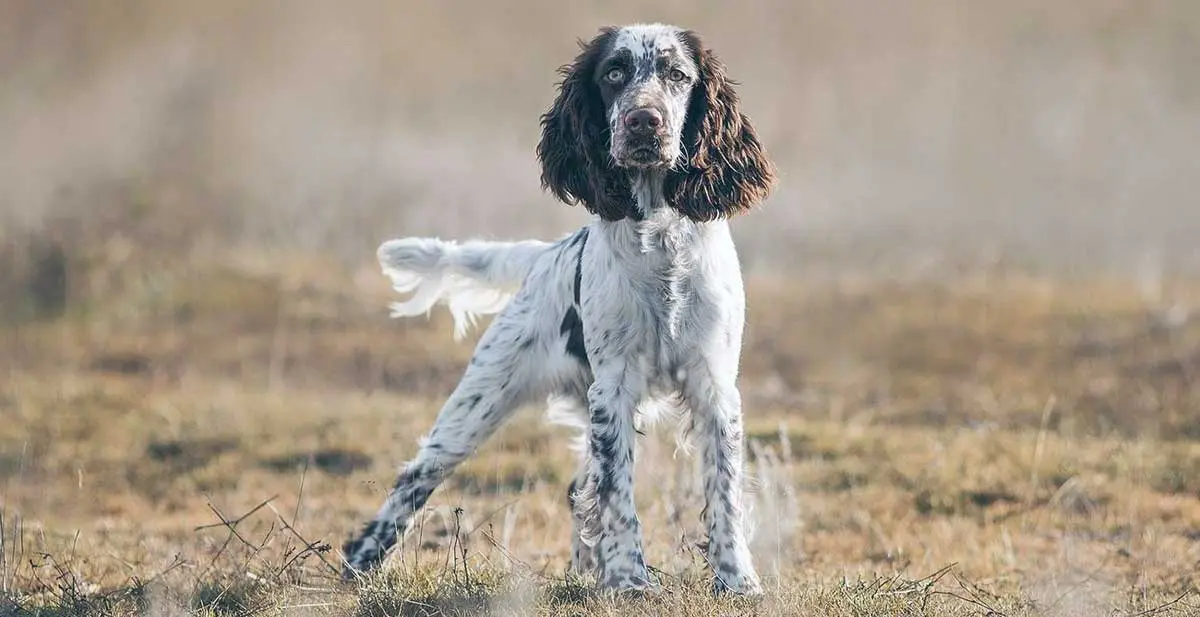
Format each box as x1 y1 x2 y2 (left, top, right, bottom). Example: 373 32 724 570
1 247 1198 616
2 1 1199 614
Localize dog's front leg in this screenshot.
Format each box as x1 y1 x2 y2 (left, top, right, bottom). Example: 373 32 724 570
685 371 762 596
576 361 650 590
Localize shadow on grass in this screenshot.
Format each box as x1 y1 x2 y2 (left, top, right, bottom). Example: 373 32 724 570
258 448 373 477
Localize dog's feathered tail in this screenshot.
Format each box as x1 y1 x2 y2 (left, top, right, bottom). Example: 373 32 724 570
377 237 553 340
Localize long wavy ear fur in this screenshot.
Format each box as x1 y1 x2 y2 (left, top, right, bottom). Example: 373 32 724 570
537 28 634 221
667 30 777 222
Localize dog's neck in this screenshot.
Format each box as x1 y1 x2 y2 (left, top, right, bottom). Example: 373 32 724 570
622 169 710 257
631 170 669 219
622 169 709 339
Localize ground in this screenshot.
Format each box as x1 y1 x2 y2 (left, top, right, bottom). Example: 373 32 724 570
1 247 1198 616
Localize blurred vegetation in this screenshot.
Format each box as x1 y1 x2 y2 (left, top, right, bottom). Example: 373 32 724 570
2 1 1198 280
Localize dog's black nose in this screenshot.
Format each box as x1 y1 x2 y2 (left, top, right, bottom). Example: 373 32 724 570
623 108 663 135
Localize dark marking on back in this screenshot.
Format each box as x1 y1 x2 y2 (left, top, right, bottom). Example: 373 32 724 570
561 227 591 367
561 307 588 366
571 227 589 306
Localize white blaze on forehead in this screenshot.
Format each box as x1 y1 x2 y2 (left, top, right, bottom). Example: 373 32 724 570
612 23 694 72
605 23 697 167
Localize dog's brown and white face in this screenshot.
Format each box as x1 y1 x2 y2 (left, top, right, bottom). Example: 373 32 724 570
598 25 698 169
538 24 776 222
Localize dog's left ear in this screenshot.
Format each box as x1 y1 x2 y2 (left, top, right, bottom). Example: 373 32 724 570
667 31 777 222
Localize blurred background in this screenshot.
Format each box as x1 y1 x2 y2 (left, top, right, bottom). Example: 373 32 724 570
2 0 1198 282
2 2 1200 607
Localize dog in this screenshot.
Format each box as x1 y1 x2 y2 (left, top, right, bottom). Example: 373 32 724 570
342 23 776 595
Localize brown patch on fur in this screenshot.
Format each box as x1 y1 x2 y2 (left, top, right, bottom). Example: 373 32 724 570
537 28 636 222
666 30 777 221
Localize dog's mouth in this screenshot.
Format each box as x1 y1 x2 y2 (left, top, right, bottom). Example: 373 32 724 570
629 147 661 164
617 143 672 169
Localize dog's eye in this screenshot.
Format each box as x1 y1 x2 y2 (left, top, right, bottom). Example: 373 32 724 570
604 68 625 84
668 69 687 82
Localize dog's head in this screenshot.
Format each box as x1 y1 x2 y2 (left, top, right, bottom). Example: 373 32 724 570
538 24 776 222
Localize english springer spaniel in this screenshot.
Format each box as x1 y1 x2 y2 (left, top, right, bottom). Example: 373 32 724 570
342 23 776 595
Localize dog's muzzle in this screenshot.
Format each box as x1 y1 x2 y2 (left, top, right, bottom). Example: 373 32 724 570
615 106 674 168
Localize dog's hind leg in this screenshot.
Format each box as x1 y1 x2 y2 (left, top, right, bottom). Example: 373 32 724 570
341 309 545 578
567 444 598 577
545 390 599 578
561 405 600 573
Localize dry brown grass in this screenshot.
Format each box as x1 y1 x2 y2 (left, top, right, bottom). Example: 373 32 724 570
2 2 1199 614
1 246 1198 616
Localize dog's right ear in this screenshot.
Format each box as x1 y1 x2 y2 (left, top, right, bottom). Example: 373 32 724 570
537 28 634 221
